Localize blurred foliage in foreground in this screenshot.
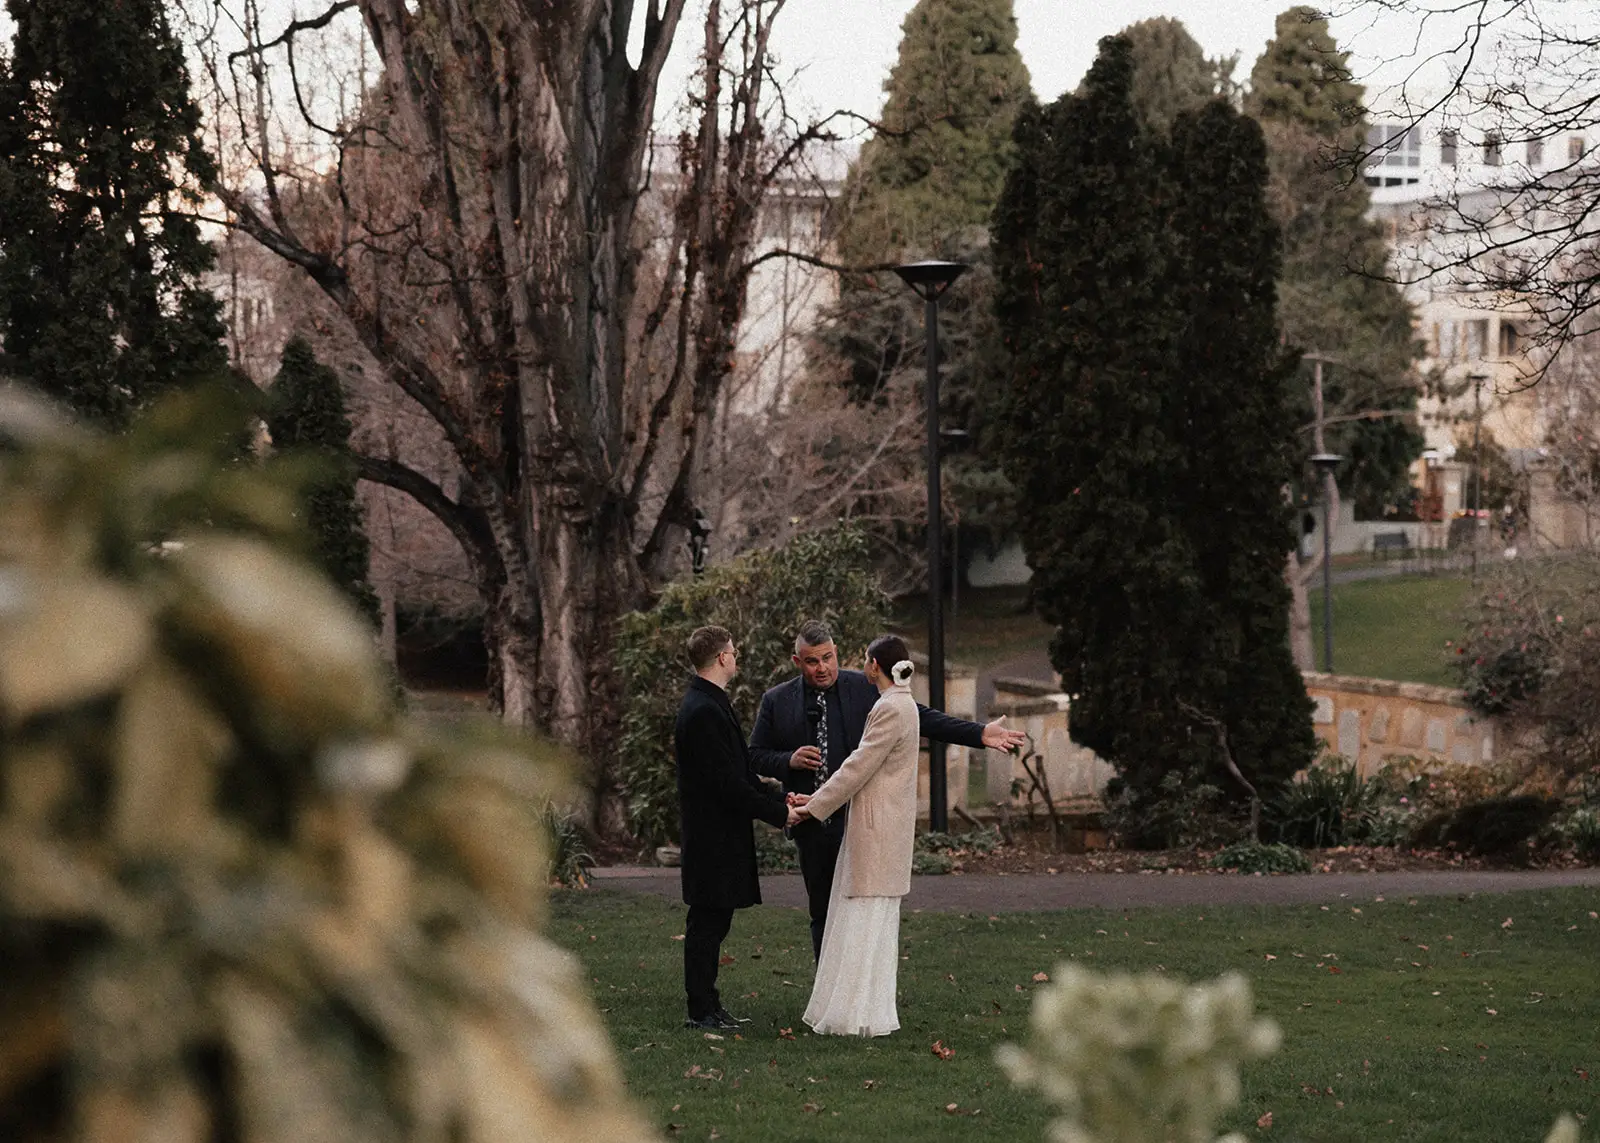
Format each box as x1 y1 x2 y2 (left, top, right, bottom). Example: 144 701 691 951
0 386 652 1142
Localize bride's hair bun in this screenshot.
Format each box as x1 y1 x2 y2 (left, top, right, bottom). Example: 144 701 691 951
891 659 915 685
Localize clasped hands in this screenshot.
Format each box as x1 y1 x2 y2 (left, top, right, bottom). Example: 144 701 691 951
784 792 812 828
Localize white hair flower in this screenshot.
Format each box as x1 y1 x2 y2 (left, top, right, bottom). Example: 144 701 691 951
891 659 915 685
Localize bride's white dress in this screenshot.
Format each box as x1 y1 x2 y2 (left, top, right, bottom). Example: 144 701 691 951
802 828 901 1037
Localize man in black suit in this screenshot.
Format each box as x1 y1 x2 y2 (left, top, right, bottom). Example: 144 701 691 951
748 619 1026 960
675 624 801 1030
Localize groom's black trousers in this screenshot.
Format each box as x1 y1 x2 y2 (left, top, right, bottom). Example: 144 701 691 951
684 904 735 1018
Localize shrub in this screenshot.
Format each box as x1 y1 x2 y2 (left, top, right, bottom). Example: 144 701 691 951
1456 553 1600 782
615 524 888 847
753 823 800 874
544 804 597 887
1267 755 1383 848
1555 807 1600 861
917 827 1003 855
1209 841 1313 874
1410 794 1562 856
1103 769 1237 850
910 850 955 875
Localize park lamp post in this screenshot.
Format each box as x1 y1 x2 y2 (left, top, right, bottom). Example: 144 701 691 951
1310 452 1343 674
894 259 967 833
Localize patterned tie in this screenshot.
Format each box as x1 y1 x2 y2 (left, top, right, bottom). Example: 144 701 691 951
812 691 832 825
813 691 829 789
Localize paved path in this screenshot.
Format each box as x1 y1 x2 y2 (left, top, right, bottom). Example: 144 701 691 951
591 865 1600 913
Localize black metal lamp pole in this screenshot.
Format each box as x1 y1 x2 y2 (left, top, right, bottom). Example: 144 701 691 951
894 259 967 833
1310 452 1343 674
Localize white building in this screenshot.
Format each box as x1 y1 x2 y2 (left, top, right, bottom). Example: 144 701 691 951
1364 90 1600 548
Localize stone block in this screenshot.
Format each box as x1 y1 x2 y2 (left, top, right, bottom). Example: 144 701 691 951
1368 707 1392 743
1400 709 1425 748
1425 718 1448 753
1337 710 1361 761
1312 695 1334 725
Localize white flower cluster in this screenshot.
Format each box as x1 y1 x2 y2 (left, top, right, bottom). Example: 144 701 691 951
997 966 1280 1143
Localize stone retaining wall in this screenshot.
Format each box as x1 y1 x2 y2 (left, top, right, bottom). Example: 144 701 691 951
1302 671 1496 774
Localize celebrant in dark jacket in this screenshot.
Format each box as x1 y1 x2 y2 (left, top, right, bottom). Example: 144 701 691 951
747 619 1025 959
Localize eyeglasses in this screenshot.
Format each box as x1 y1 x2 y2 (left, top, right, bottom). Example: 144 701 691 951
719 646 738 662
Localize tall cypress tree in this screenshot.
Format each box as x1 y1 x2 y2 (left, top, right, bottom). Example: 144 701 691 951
815 0 1033 559
1118 16 1235 132
834 0 1032 264
266 338 380 625
1246 7 1422 517
0 0 227 427
993 36 1313 819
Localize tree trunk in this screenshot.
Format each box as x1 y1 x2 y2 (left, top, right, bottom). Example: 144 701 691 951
1286 550 1314 671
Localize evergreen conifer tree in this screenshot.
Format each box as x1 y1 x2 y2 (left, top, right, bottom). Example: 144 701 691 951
266 338 380 624
1118 16 1235 132
992 36 1314 819
835 0 1032 264
815 0 1032 560
0 0 227 427
1246 7 1422 517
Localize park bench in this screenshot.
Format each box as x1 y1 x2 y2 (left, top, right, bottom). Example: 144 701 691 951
1372 531 1411 560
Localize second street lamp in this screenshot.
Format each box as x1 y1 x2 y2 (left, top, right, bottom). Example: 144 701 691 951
894 259 967 833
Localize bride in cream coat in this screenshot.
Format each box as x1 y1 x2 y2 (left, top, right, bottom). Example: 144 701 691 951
797 634 921 1037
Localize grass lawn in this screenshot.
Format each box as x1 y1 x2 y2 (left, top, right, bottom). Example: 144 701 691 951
552 886 1600 1143
891 586 1054 670
1309 574 1474 687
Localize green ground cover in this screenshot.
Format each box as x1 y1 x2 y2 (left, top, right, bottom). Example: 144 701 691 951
891 586 1055 670
552 886 1600 1143
1309 574 1473 687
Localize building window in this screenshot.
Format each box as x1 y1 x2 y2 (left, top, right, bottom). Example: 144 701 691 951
1484 133 1502 166
1571 135 1588 162
1465 318 1489 360
1527 137 1544 166
1440 129 1457 167
1366 123 1422 179
1437 321 1459 362
1498 321 1521 357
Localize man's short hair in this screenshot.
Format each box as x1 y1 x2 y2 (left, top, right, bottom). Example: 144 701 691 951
688 625 733 670
794 619 834 653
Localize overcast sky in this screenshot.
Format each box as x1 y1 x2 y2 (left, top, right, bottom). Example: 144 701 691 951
647 0 1521 131
0 2 1582 131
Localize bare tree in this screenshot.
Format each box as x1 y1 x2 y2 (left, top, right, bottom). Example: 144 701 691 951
184 1 836 812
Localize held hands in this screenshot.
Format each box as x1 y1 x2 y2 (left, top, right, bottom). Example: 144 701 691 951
784 792 812 827
982 715 1028 754
789 744 822 771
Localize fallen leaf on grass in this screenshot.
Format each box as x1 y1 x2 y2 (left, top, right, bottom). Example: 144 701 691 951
1501 917 1514 928
1264 954 1277 961
1257 1111 1274 1128
670 934 685 941
1328 966 1343 974
1032 972 1050 982
1486 1008 1498 1015
944 1103 981 1116
719 954 736 965
683 1064 723 1081
863 1080 878 1090
703 1032 724 1041
778 1027 796 1041
801 1102 822 1115
931 1040 955 1060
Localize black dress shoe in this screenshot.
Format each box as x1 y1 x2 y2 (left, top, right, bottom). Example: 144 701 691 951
684 1012 740 1031
714 1007 752 1025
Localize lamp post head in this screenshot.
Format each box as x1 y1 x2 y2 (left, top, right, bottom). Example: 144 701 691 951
893 260 968 302
1309 452 1343 475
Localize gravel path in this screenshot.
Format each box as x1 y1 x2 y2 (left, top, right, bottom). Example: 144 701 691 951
590 865 1600 913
